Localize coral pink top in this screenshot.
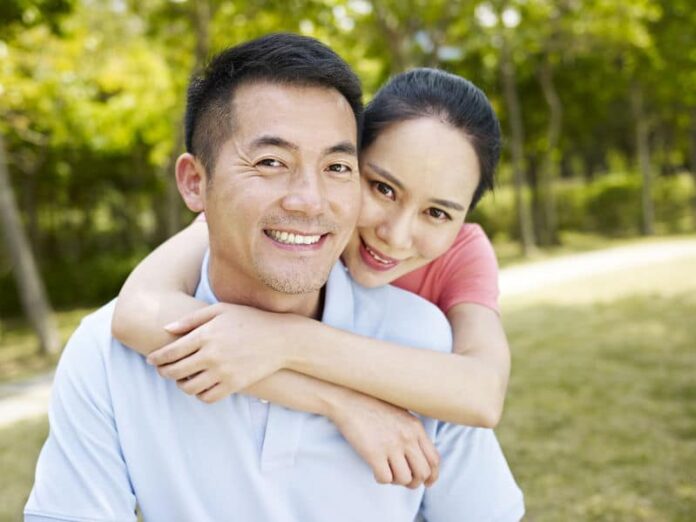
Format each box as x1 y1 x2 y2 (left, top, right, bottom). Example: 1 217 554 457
194 215 499 314
392 223 500 314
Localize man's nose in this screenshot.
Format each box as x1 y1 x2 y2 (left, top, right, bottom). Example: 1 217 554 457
280 169 326 217
375 210 414 251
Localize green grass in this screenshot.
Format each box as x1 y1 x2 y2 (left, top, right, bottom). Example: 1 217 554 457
499 293 696 521
0 308 93 384
0 418 48 521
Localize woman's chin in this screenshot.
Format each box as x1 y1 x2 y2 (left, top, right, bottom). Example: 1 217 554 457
347 265 391 288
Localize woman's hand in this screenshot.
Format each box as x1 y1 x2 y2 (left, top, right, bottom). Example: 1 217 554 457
329 391 440 489
146 303 294 402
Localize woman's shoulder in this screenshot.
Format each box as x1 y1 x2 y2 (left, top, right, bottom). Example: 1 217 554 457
438 223 495 266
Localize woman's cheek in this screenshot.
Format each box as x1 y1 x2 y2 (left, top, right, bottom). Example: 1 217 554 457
356 192 387 228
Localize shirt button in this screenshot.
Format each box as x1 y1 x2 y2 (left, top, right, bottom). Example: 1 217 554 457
259 399 269 404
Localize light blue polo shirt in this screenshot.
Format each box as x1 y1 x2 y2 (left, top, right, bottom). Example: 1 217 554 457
26 256 524 522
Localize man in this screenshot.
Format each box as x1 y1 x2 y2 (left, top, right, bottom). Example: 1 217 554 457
26 33 524 521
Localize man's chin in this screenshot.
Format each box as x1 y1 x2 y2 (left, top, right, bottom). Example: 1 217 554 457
259 270 331 295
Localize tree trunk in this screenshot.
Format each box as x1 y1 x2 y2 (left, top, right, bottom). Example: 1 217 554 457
0 134 60 354
162 0 212 238
500 36 536 255
631 82 654 236
537 56 562 245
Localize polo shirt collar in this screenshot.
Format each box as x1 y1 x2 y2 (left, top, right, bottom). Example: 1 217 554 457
197 251 356 334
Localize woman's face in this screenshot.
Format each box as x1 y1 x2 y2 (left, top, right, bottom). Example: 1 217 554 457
342 117 481 287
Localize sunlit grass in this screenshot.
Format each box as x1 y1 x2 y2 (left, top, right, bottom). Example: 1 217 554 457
0 418 48 521
498 292 696 521
0 308 94 384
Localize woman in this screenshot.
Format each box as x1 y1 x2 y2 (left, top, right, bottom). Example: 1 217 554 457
112 68 509 489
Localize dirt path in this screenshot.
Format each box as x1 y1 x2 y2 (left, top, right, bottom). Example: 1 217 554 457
2 237 695 429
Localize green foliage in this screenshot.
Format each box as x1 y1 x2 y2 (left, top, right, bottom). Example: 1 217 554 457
0 0 694 317
470 172 695 239
654 173 696 233
584 173 644 236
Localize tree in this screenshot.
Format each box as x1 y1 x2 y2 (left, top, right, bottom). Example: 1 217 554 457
0 133 60 353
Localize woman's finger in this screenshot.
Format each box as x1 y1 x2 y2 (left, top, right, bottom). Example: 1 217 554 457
371 458 393 485
197 384 225 404
177 370 218 396
164 303 225 335
404 445 431 489
388 454 413 486
147 330 201 366
157 352 207 381
419 438 440 487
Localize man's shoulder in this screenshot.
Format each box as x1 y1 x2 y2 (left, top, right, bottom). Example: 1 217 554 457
55 299 140 389
352 282 452 352
62 300 117 357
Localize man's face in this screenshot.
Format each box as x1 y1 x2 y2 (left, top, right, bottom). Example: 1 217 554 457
200 82 360 301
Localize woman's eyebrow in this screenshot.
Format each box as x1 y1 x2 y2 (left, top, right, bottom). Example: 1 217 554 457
366 162 404 189
429 198 465 211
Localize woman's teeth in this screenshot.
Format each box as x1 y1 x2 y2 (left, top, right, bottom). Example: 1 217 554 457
365 244 392 264
267 230 321 245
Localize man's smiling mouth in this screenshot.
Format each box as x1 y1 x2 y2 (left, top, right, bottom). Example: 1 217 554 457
265 229 324 246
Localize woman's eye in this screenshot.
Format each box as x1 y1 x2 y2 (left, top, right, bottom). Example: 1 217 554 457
427 208 451 221
257 159 284 168
371 181 395 199
328 163 352 174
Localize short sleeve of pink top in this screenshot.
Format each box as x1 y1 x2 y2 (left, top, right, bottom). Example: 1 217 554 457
391 223 500 315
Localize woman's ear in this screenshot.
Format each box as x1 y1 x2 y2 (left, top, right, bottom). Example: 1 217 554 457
175 153 207 212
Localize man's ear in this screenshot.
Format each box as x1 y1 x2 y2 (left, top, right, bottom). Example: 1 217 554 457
175 153 207 212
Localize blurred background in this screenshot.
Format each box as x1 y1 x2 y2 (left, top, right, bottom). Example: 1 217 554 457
0 0 694 520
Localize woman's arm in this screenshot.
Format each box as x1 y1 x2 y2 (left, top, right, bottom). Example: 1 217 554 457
153 300 510 428
112 220 438 487
112 221 209 354
285 302 510 427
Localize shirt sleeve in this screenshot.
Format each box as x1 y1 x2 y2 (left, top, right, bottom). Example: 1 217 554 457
24 316 137 522
436 225 500 314
420 424 525 521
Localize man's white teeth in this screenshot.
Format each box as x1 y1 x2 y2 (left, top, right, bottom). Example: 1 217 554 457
267 230 321 245
366 245 391 264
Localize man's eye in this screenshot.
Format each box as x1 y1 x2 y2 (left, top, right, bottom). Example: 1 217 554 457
257 159 284 168
327 163 352 174
371 181 395 199
427 208 451 221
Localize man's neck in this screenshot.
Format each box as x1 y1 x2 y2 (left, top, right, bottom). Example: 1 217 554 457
207 255 323 319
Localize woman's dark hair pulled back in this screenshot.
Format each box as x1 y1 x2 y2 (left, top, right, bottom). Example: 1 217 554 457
362 68 501 210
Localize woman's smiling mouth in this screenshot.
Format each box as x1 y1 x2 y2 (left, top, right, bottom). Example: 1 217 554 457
358 237 401 271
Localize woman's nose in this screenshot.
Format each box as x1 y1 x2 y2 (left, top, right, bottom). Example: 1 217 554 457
375 211 414 251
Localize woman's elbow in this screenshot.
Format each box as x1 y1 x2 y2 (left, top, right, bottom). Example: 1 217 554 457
457 374 506 428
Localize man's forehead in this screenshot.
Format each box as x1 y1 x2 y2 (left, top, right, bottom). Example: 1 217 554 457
230 81 358 147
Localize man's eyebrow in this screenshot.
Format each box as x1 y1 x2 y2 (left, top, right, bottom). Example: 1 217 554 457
250 135 299 151
429 198 465 212
324 141 357 157
366 162 404 190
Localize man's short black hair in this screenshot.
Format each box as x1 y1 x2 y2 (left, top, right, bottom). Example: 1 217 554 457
185 33 364 176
